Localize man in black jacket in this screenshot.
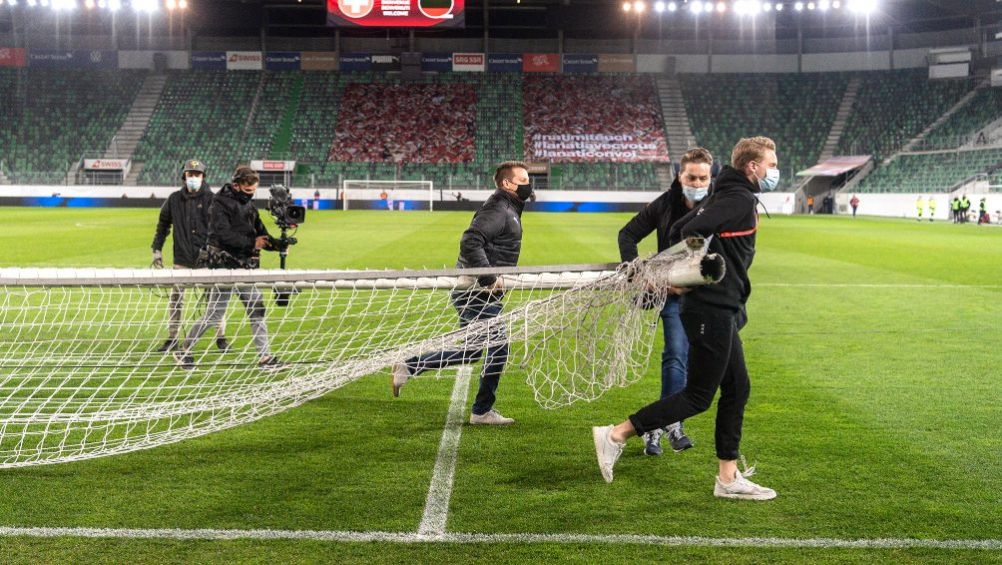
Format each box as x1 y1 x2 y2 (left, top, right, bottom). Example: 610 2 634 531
151 159 229 353
391 161 531 425
173 166 285 371
593 137 778 501
618 147 713 456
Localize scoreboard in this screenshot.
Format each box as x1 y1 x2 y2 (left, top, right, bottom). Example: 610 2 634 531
327 0 466 28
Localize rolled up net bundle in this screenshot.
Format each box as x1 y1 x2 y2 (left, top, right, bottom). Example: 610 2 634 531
0 238 723 468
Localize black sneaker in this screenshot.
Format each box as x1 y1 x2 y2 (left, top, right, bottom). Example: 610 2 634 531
156 339 178 353
643 428 664 456
215 338 231 352
258 356 288 371
666 422 694 453
172 351 195 371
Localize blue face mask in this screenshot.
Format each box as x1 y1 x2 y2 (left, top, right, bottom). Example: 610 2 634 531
758 167 780 192
185 177 202 192
682 185 709 203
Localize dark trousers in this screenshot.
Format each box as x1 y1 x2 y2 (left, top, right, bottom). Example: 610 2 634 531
406 291 508 415
629 305 750 461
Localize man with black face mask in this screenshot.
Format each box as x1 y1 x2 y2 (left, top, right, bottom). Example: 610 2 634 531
150 159 229 353
391 161 531 425
618 147 714 456
173 166 285 372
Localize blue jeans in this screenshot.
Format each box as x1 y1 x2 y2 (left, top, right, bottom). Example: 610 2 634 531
406 290 509 415
660 295 689 400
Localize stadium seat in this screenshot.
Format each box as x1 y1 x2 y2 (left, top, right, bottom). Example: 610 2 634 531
921 87 1002 150
0 69 146 184
855 148 1002 193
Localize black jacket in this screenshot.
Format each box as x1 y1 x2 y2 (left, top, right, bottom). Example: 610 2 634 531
206 184 272 265
457 189 525 286
670 166 759 313
618 178 694 262
151 183 214 268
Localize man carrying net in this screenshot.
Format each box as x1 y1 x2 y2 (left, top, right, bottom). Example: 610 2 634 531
391 161 534 425
592 137 779 501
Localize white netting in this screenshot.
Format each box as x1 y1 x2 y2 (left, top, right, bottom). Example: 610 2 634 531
0 240 723 468
341 180 434 211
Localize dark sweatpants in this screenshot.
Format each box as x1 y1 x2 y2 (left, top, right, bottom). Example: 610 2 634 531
628 305 750 461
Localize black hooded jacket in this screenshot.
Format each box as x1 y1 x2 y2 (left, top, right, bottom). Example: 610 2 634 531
457 189 525 286
669 166 759 313
151 182 213 268
206 184 272 263
618 177 695 262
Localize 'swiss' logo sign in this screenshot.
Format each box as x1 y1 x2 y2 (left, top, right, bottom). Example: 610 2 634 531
338 0 374 18
228 53 262 63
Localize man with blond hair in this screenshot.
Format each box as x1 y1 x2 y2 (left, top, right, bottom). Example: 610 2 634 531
593 137 778 501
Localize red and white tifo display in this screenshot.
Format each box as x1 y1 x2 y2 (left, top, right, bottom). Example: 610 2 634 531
327 0 465 28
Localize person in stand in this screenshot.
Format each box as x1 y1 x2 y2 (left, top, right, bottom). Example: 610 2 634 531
617 147 714 456
151 159 229 353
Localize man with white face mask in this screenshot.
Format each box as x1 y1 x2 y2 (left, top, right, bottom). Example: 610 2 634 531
594 137 778 501
151 159 229 353
618 147 714 456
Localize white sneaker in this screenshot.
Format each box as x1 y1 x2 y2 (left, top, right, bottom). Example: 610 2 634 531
469 409 514 425
714 469 777 501
592 425 624 483
391 363 410 397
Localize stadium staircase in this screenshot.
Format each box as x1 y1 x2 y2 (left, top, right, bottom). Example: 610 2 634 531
656 77 695 162
118 75 168 185
894 78 990 159
818 76 860 161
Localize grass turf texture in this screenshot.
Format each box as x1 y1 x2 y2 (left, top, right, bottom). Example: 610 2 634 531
0 207 999 563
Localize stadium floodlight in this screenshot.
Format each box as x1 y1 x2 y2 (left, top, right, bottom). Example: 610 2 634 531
807 1 815 9
634 1 645 13
715 1 725 12
165 0 174 8
654 1 664 12
818 0 829 11
667 1 676 10
178 0 186 7
7 0 15 5
846 0 875 14
108 0 120 9
40 0 48 5
84 0 94 8
832 0 840 7
622 1 630 11
52 0 76 10
689 0 702 13
132 0 156 12
775 2 783 10
763 2 772 11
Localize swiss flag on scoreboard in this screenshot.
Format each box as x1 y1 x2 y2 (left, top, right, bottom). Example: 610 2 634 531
523 53 560 73
0 48 26 68
327 0 465 28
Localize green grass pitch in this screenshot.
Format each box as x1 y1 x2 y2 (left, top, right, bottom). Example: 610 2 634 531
0 207 999 564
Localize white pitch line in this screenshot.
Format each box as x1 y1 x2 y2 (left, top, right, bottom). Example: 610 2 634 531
417 365 472 536
0 526 998 550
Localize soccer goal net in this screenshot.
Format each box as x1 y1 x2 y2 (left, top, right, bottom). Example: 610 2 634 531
0 239 723 468
341 179 435 211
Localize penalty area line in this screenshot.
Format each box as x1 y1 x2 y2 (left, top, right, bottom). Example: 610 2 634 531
417 365 472 536
0 526 997 550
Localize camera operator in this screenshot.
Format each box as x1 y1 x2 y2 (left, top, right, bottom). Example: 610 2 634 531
150 159 230 353
173 166 286 371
